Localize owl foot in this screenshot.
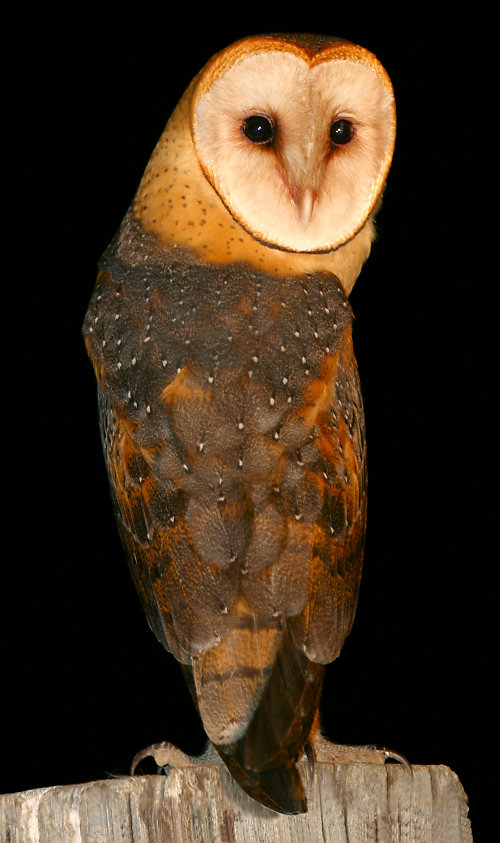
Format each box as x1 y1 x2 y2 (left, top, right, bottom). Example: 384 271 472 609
130 740 220 775
308 734 412 775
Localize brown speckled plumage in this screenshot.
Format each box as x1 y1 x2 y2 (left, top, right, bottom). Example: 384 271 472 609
84 217 366 812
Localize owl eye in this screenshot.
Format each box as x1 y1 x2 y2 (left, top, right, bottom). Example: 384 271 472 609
242 114 275 145
330 119 354 146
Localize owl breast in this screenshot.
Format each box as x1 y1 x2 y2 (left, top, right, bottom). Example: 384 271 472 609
83 217 366 670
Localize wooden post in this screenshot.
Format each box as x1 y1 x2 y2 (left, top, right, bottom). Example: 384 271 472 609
1 761 472 842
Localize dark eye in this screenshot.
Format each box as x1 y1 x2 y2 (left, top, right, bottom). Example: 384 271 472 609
242 114 275 145
330 118 354 146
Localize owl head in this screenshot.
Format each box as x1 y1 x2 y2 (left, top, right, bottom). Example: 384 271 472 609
191 35 396 253
132 34 396 289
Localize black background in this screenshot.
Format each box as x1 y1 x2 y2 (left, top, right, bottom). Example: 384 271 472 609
3 6 495 840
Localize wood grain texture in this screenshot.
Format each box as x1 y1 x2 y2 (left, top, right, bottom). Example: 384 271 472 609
1 763 472 842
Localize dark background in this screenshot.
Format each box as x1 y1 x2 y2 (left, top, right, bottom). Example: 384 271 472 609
3 6 494 840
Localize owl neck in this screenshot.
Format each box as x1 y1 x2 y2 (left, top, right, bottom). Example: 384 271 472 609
130 89 375 296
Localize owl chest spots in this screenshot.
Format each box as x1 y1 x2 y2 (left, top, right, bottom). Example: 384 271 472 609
84 238 359 562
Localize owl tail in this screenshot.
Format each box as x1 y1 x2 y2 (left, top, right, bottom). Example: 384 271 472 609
188 612 325 814
217 747 307 815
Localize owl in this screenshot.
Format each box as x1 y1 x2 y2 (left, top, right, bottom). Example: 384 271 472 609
83 34 396 814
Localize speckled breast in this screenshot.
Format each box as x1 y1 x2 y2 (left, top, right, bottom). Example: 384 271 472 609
83 218 366 663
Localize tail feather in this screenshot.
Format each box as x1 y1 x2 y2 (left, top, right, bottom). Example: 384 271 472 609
213 622 324 814
183 612 324 814
219 751 307 814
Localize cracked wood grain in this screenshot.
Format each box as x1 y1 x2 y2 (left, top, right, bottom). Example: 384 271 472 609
0 763 472 842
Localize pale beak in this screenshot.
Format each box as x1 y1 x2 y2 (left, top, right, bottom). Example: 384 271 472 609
294 186 316 230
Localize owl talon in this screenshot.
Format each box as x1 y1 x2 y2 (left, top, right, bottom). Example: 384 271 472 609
379 747 413 775
310 734 412 774
130 740 222 775
364 743 412 773
130 741 193 775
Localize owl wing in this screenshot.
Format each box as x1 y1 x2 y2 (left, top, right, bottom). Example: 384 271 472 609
287 331 367 664
83 232 366 813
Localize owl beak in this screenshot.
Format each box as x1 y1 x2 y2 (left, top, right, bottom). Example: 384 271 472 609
294 186 316 230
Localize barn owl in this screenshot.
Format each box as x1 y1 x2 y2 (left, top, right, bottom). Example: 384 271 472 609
83 33 396 814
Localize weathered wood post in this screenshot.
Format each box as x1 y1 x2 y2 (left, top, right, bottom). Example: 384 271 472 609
0 760 472 842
